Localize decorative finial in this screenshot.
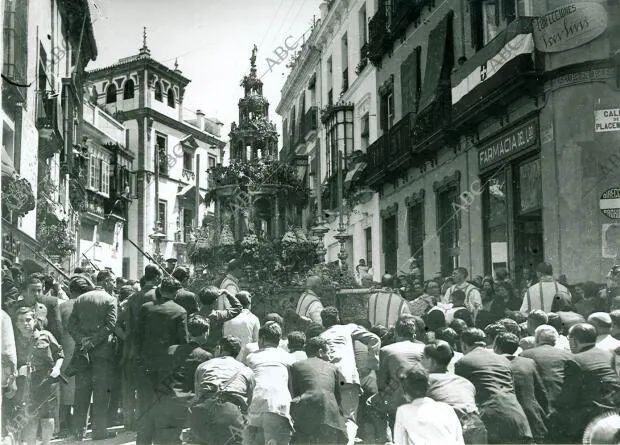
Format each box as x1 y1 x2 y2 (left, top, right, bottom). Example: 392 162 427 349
174 58 179 70
250 44 257 69
139 26 151 56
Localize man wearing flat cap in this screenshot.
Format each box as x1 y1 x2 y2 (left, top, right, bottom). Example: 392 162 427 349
164 258 177 276
588 312 620 354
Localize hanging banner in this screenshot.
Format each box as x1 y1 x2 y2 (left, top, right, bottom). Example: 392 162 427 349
601 188 620 219
533 2 608 53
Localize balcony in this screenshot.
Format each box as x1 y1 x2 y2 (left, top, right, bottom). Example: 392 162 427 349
36 91 63 159
182 168 196 182
387 112 415 171
391 0 429 40
366 133 389 186
356 43 369 75
83 102 126 144
450 17 539 128
412 83 452 151
304 106 318 139
84 189 106 222
368 5 391 68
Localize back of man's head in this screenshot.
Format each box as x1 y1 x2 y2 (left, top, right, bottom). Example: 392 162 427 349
219 335 242 358
587 312 613 336
395 316 417 341
172 266 190 284
305 336 328 358
534 324 559 346
494 332 520 355
484 322 508 345
305 322 325 339
452 289 466 305
435 327 459 349
461 328 486 347
236 291 252 309
381 274 394 288
423 340 454 368
264 312 284 327
321 306 340 327
569 323 598 345
401 362 429 400
306 275 321 290
546 313 564 334
528 310 548 330
159 277 182 298
143 264 162 283
68 275 95 298
197 286 220 306
187 314 210 338
287 331 306 352
536 262 553 277
259 321 282 346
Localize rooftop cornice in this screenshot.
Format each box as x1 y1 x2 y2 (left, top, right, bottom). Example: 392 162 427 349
86 55 191 87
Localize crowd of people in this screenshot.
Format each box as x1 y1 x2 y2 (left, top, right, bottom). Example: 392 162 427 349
1 258 620 445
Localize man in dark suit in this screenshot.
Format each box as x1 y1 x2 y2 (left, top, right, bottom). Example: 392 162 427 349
68 269 118 441
550 323 620 443
456 328 532 444
289 336 347 444
122 264 161 430
494 332 548 442
152 314 212 443
519 324 572 411
135 276 189 445
172 266 199 315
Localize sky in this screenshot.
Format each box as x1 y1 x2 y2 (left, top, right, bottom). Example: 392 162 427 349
87 0 323 145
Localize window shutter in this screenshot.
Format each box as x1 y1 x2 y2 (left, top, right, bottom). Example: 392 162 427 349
470 0 483 50
379 94 388 131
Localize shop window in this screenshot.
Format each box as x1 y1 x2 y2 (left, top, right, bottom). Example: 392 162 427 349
123 79 135 100
106 83 116 104
435 173 461 276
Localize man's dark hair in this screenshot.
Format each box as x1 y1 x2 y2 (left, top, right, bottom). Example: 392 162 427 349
536 262 553 276
259 321 282 345
42 275 54 293
187 314 210 337
498 318 521 335
197 286 220 306
69 276 95 296
172 267 190 283
568 323 597 344
495 332 520 354
160 277 183 296
495 267 509 281
546 313 564 334
119 285 135 302
14 306 35 319
264 312 284 327
449 318 468 335
452 289 466 304
551 294 574 312
305 322 324 339
528 309 549 326
321 306 340 328
305 336 328 357
484 323 508 343
435 327 459 348
395 316 417 340
400 362 429 400
73 267 85 274
219 335 242 357
381 274 394 288
236 291 252 309
143 264 162 281
287 331 306 352
97 269 114 284
425 309 446 331
461 327 486 346
424 340 454 367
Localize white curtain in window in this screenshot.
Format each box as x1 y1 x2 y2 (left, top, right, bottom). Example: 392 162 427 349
483 1 499 45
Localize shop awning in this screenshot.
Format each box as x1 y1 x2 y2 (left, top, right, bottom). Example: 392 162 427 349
1 146 16 178
177 184 204 204
418 10 454 112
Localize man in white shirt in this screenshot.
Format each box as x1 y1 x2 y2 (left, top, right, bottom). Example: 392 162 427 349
588 312 620 353
222 291 259 358
245 321 295 445
520 262 571 313
442 267 482 322
394 362 464 445
319 306 381 445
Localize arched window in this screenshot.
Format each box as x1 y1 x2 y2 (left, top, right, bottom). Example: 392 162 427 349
106 83 117 104
167 88 175 108
154 82 163 102
123 79 135 100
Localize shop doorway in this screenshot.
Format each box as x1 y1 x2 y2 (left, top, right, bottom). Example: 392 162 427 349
482 156 543 287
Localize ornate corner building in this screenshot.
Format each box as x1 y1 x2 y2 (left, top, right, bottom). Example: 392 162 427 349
85 33 226 279
279 0 620 285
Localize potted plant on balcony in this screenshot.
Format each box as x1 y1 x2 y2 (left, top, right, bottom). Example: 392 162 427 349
1 173 36 218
